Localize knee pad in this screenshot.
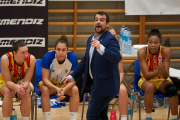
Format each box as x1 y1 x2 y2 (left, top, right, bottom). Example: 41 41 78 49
164 83 177 97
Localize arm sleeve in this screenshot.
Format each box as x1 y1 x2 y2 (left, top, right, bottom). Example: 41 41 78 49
68 75 75 82
40 53 51 69
96 44 105 55
70 54 86 81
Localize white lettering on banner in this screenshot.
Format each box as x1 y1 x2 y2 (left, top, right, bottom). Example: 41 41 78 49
0 19 44 25
0 0 45 6
0 37 45 47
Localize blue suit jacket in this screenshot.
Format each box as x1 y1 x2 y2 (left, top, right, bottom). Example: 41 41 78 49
71 30 122 97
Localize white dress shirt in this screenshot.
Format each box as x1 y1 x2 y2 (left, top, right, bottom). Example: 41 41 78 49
69 34 105 82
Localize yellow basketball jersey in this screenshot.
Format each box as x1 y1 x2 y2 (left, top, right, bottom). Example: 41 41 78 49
140 46 164 79
2 52 30 83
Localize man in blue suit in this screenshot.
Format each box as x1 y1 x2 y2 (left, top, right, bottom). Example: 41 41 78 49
61 11 122 120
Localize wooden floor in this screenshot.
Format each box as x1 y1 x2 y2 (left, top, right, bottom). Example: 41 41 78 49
0 98 176 120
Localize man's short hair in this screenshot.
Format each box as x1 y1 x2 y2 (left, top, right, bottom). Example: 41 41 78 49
94 11 109 23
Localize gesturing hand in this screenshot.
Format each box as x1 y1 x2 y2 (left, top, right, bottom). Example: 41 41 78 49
60 77 71 85
91 39 100 49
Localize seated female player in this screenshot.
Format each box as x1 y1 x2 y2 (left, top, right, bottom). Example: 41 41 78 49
138 29 178 120
38 35 79 120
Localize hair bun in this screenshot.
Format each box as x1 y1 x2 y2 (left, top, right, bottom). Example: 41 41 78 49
60 35 68 40
148 29 162 41
150 29 161 34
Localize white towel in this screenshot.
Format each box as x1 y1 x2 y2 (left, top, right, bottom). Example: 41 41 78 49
169 67 180 79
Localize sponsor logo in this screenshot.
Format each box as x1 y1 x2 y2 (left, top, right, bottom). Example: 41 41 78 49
0 0 45 6
0 37 45 47
18 69 21 72
153 58 156 62
0 18 44 25
65 69 68 73
158 56 162 62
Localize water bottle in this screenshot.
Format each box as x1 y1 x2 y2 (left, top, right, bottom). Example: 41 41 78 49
130 88 137 113
110 109 116 120
164 97 169 109
128 102 132 117
122 28 127 53
119 25 125 51
10 108 17 120
37 97 41 105
124 29 129 54
125 29 132 55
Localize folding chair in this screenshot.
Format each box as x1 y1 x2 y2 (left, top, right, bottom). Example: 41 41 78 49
108 62 135 112
132 59 170 120
81 86 91 120
108 62 135 120
34 59 60 120
108 96 118 112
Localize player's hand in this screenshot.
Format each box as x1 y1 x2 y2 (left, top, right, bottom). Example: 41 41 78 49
159 62 165 71
16 84 25 95
157 64 162 74
20 83 26 90
91 39 100 49
56 88 66 101
60 77 71 85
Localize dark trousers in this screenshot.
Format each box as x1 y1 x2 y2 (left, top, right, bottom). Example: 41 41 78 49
86 84 115 120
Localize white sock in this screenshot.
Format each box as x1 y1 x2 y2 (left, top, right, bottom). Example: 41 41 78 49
22 117 30 120
3 117 10 120
43 112 51 120
70 112 77 120
121 115 127 120
146 113 152 118
171 115 177 119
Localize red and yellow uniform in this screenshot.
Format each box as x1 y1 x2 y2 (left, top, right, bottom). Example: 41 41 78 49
138 46 171 89
0 52 31 100
0 52 30 84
